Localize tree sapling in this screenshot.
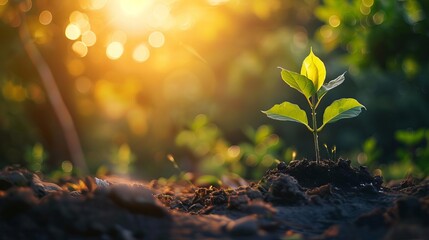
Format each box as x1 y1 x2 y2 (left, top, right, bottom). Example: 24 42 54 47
262 48 366 164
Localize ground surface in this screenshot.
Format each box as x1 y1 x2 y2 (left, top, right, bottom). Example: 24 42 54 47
0 159 428 240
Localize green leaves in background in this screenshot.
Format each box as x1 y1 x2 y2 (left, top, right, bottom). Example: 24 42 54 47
279 67 315 99
262 102 311 130
320 98 366 131
317 72 346 99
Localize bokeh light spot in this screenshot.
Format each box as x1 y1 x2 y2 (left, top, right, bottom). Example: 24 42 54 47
2 81 27 102
0 0 8 6
39 10 52 25
75 76 92 94
69 11 90 33
319 25 333 39
72 41 88 57
148 31 165 48
106 41 124 60
19 0 32 12
133 44 150 62
67 59 85 76
34 28 51 44
328 15 341 27
82 30 97 46
61 161 73 173
360 5 371 15
65 24 81 40
373 11 385 25
362 0 374 8
227 145 241 158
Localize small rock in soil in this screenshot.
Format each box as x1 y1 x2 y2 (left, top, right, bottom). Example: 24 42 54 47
0 170 28 190
31 174 62 197
109 184 170 218
95 177 110 189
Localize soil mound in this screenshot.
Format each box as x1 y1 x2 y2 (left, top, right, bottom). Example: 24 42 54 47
265 159 383 189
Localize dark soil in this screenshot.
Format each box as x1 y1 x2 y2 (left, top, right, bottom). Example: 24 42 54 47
0 159 428 240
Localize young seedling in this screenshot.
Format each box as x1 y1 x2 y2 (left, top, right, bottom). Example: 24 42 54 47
262 48 366 164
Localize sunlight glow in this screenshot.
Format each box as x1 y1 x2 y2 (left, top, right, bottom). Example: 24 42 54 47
109 31 127 44
106 41 124 60
107 0 173 33
119 0 153 17
207 0 229 6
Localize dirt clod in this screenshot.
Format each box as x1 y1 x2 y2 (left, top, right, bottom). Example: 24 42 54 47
260 173 307 204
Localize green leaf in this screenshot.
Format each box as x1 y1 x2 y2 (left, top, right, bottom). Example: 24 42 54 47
317 72 346 99
262 101 311 130
279 68 316 99
321 98 366 129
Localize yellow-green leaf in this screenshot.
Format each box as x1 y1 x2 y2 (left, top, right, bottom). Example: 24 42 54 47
300 48 326 91
321 98 366 130
262 102 311 130
280 68 315 99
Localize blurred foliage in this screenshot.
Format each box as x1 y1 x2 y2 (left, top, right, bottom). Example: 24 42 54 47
175 115 289 180
359 128 429 180
315 0 429 71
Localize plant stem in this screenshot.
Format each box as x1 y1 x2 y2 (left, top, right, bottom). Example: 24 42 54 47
311 96 321 164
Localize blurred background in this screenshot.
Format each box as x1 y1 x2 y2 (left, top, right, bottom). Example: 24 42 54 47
0 0 428 181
